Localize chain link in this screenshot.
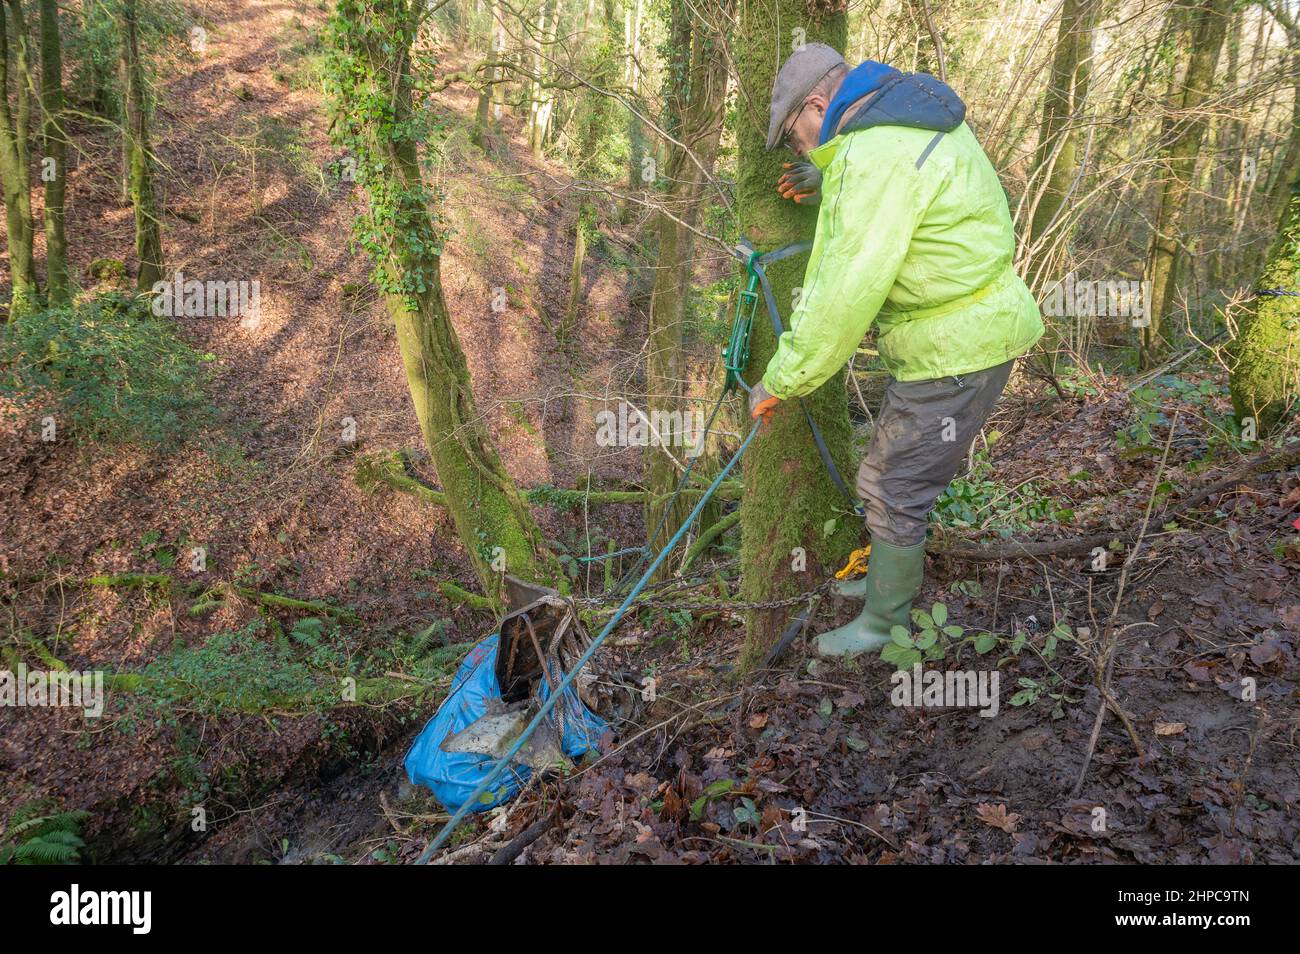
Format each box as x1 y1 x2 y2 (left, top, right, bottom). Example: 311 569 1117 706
579 577 835 613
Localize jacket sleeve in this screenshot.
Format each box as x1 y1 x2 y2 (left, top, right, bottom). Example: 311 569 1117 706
761 134 925 400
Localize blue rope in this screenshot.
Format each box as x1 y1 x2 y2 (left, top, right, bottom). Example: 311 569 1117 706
416 416 763 863
731 238 865 517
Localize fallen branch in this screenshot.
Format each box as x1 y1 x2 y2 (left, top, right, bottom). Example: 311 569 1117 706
438 581 494 612
86 574 362 624
489 806 557 865
680 510 740 572
85 573 172 589
1070 411 1179 797
356 450 741 510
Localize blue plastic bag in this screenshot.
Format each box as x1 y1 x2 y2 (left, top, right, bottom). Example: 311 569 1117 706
403 634 607 813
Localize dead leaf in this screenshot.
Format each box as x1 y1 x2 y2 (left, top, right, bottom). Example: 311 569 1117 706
1249 639 1281 666
748 712 769 730
1155 721 1186 736
975 802 1020 833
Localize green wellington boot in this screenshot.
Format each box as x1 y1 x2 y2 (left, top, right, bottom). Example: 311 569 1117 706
817 540 926 659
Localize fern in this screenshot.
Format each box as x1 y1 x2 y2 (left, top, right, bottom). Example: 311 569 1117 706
0 803 91 865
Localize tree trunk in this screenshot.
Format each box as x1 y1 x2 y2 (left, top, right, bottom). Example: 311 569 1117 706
38 0 67 305
1254 51 1300 277
1026 0 1099 272
473 0 496 148
121 0 163 293
1209 8 1242 288
735 0 858 667
528 0 557 157
563 202 591 340
326 0 561 607
1142 0 1232 365
0 0 38 317
643 0 732 563
1229 170 1299 436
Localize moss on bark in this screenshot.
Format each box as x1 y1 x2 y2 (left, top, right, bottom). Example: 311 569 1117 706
735 0 858 668
1230 175 1299 435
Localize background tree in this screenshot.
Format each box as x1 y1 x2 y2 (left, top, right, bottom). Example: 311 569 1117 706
39 0 68 305
326 0 562 605
642 0 732 560
1229 170 1298 435
121 0 162 293
1025 0 1100 282
1 0 38 317
1142 0 1233 364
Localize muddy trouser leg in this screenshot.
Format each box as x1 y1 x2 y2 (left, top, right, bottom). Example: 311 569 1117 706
856 360 1015 547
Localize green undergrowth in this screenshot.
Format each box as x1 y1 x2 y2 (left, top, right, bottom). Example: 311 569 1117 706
0 292 216 448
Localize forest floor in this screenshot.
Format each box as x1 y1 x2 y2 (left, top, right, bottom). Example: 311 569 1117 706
1 0 1297 865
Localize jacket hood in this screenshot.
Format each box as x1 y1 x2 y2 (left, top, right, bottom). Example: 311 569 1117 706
823 70 966 145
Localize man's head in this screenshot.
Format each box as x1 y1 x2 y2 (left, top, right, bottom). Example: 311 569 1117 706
766 43 849 157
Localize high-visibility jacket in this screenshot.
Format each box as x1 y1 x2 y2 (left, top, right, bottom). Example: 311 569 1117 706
762 72 1043 396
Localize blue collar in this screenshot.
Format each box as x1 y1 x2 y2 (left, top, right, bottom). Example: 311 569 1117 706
818 61 901 147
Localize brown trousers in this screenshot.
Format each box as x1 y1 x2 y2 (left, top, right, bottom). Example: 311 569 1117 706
856 359 1014 546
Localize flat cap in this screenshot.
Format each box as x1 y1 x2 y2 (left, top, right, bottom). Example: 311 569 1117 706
766 43 846 150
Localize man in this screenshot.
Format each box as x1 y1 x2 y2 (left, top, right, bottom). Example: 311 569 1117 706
748 44 1043 660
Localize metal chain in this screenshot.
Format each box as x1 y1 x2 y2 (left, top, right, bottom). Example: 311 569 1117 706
580 578 835 613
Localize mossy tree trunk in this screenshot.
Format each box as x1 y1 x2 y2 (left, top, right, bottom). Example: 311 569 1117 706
1254 49 1300 278
563 0 621 340
1229 171 1299 436
326 0 562 608
0 0 38 318
121 0 163 294
735 0 859 667
38 0 67 305
643 0 732 564
1141 0 1231 365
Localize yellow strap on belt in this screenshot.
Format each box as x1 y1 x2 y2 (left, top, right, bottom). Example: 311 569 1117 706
834 545 871 580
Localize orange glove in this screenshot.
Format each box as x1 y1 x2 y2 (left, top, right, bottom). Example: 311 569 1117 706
776 161 822 205
748 381 780 426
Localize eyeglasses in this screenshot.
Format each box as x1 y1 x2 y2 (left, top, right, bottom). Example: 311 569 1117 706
778 98 811 153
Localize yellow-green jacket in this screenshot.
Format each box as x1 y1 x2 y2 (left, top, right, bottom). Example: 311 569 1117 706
762 100 1043 396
